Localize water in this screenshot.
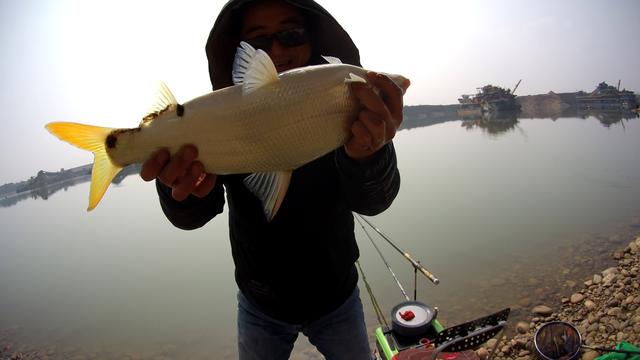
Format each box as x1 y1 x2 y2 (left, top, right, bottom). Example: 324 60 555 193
1 114 639 359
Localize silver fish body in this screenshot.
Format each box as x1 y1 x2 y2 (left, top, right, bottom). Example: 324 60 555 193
109 64 365 174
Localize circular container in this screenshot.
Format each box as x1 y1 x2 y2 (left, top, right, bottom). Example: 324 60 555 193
533 321 582 360
391 301 437 337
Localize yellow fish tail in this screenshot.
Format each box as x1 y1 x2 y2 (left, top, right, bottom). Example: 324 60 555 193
45 122 122 211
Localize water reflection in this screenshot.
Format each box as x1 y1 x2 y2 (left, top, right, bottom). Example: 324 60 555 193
401 105 637 133
457 108 637 134
577 109 638 127
460 111 520 135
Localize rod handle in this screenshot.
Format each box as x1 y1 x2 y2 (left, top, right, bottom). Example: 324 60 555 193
405 252 440 285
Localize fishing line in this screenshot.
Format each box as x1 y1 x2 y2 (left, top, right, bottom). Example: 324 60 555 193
355 260 388 328
355 214 410 301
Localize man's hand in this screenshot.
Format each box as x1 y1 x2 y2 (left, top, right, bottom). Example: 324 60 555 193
140 144 216 201
345 71 408 162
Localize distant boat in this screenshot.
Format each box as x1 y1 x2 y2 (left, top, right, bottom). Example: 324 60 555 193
576 82 638 111
458 81 521 119
457 94 482 118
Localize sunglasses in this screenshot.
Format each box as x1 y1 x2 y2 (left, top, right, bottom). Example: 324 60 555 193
245 28 309 50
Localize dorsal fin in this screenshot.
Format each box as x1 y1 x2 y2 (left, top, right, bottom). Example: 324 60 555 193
232 41 279 94
232 42 256 85
322 55 342 64
141 81 178 124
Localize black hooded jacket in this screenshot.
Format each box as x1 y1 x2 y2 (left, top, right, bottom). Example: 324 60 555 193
156 0 401 324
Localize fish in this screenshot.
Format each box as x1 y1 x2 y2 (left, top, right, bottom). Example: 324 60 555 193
46 42 409 220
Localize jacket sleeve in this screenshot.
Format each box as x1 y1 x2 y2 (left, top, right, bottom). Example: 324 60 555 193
335 142 401 216
156 180 225 230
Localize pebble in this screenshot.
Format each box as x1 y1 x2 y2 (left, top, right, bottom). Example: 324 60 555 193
476 347 489 360
571 293 585 303
486 339 497 349
582 350 600 360
603 273 617 285
531 305 553 317
602 267 618 277
607 307 622 316
515 321 529 334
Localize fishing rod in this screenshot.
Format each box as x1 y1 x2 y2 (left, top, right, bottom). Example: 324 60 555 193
354 214 440 285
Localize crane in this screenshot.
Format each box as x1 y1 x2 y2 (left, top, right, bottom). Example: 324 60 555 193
511 79 522 95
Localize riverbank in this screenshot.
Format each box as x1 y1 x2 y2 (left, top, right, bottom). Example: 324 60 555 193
477 234 640 360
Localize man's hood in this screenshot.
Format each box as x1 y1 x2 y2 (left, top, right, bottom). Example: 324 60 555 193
205 0 361 90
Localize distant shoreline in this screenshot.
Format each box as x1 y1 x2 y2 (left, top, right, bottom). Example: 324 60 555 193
0 164 140 208
2 91 638 193
401 91 639 130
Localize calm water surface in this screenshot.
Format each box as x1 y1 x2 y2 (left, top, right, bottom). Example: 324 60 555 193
1 115 639 358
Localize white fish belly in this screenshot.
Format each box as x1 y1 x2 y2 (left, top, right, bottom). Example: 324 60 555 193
109 65 364 174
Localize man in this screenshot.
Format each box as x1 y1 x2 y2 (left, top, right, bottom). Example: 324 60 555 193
140 0 406 358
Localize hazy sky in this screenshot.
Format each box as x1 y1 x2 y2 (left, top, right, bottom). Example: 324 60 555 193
1 0 639 184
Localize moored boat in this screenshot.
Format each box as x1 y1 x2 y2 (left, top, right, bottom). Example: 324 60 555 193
576 82 638 111
458 81 522 119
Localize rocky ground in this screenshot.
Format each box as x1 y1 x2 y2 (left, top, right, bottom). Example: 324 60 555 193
476 235 640 360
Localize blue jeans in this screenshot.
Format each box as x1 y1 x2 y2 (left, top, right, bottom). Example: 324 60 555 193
237 287 371 360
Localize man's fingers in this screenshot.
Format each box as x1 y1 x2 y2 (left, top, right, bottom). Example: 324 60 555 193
366 72 404 127
140 149 169 181
158 145 198 186
351 81 390 118
171 161 205 201
357 110 387 147
351 73 403 141
139 144 215 201
192 173 217 198
350 120 373 149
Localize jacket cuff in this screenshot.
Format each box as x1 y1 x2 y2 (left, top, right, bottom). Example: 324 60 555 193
156 180 207 210
335 142 395 181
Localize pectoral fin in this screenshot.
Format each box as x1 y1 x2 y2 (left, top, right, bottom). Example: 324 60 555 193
243 171 292 222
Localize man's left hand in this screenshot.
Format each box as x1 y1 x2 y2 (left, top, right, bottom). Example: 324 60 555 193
345 71 407 162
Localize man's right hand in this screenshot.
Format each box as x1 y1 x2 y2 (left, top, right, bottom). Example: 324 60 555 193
140 144 217 201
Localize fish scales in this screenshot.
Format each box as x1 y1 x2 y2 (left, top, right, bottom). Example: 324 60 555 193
109 65 362 174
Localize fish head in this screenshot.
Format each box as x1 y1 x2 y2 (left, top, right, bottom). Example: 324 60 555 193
381 72 411 94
